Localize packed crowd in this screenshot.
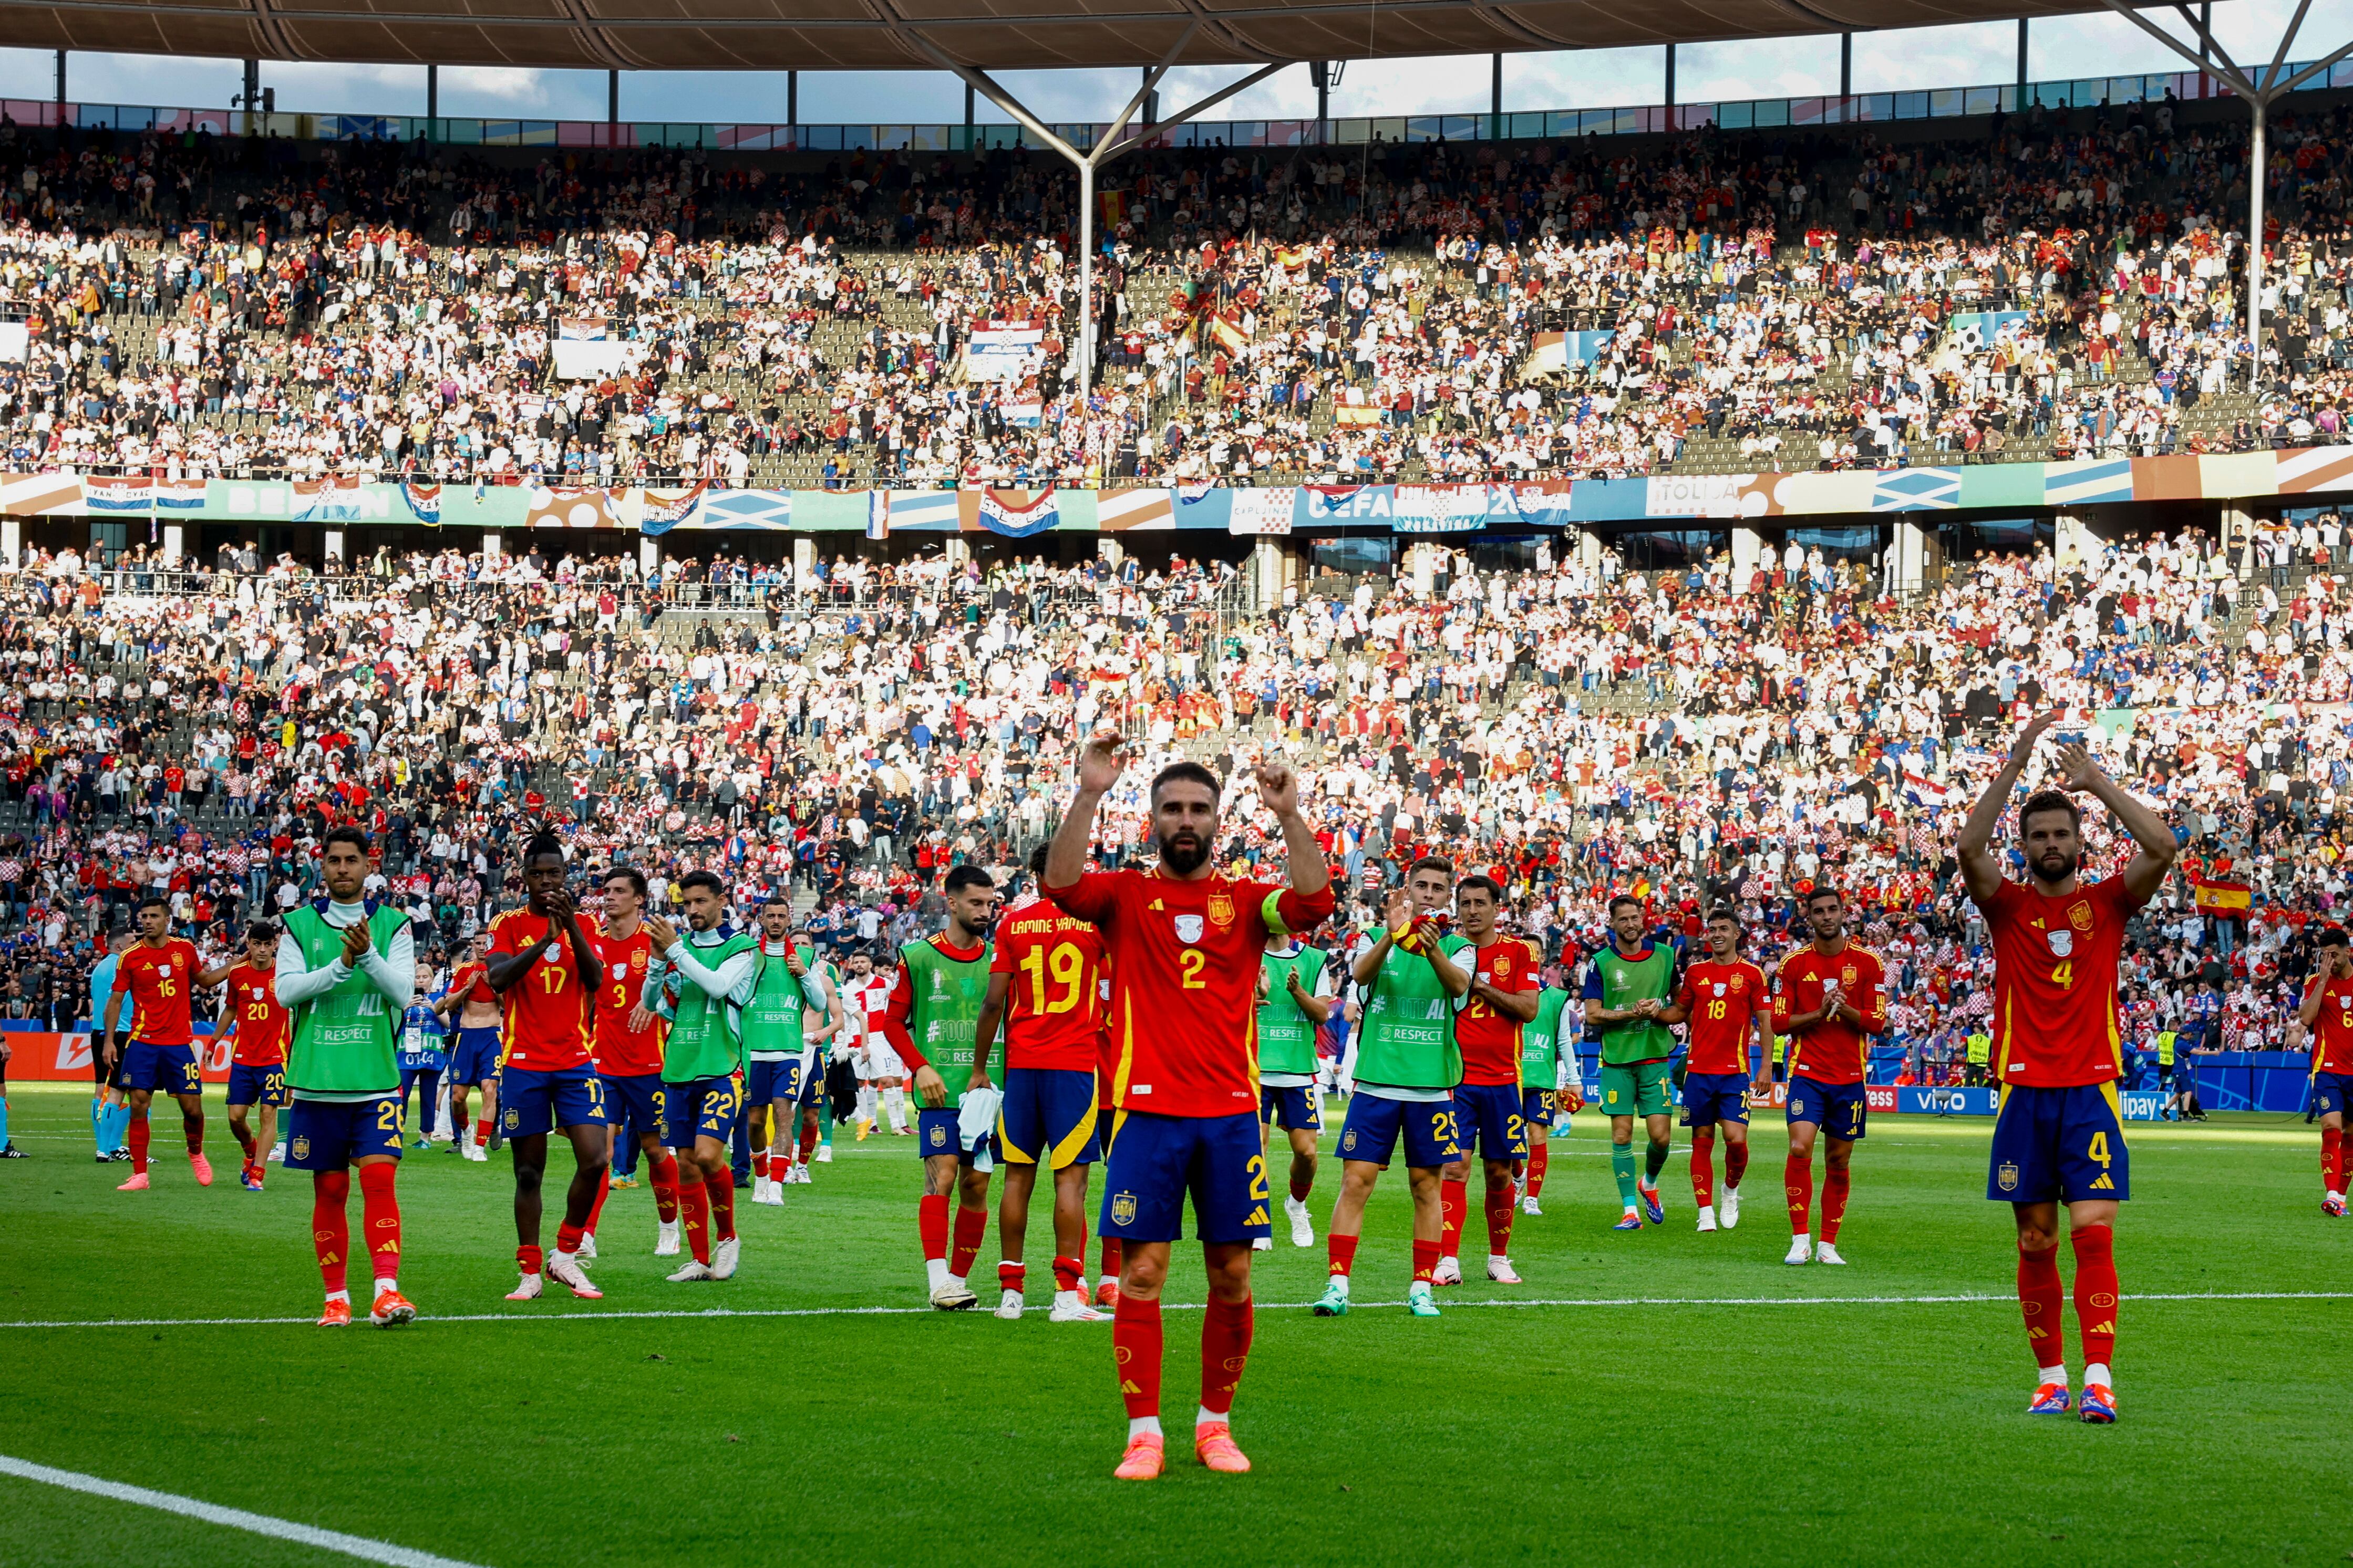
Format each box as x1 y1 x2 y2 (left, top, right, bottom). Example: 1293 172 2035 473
0 504 2338 1088
7 88 2353 489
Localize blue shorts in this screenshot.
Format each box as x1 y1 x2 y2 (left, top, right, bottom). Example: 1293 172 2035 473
225 1062 287 1108
1259 1083 1321 1134
120 1041 200 1098
1099 1109 1270 1244
916 1105 993 1165
660 1075 740 1148
1988 1083 2130 1204
601 1072 664 1139
500 1064 608 1138
285 1095 405 1170
1785 1075 1867 1140
747 1056 806 1106
1451 1081 1528 1160
1522 1087 1566 1127
794 1057 829 1107
449 1027 504 1085
1680 1071 1751 1128
1336 1093 1460 1169
998 1066 1099 1168
2311 1072 2353 1118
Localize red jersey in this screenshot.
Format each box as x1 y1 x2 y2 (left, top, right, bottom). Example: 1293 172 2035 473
1047 867 1336 1119
2307 972 2353 1075
446 962 498 1011
1675 959 1768 1076
1457 938 1538 1086
989 897 1107 1073
1771 942 1887 1086
589 926 664 1076
1977 876 2142 1087
112 937 202 1045
489 908 595 1072
223 960 288 1066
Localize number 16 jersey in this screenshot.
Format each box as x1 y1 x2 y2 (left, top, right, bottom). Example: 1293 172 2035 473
990 895 1106 1072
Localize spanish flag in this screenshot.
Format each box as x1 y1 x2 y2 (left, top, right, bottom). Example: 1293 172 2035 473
2191 878 2252 914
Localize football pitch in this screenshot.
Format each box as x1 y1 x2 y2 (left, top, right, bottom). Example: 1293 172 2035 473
1 1082 2346 1568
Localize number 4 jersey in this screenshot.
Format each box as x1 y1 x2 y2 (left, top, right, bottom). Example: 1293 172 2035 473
1978 875 2144 1087
990 895 1106 1072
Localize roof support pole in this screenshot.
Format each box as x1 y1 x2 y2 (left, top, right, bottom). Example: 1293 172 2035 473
53 48 63 107
607 68 620 132
789 69 798 128
1664 43 1676 109
2017 17 2027 87
1840 32 1851 98
426 63 437 126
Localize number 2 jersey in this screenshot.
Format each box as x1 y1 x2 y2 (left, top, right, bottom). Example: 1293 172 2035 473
989 895 1106 1072
489 908 595 1072
1976 875 2145 1087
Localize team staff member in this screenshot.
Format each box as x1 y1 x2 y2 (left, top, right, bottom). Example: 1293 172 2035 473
102 894 236 1191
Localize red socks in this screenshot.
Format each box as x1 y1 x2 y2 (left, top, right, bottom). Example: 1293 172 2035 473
517 1243 544 1276
357 1162 400 1287
1052 1255 1083 1293
1326 1231 1359 1278
1411 1238 1440 1283
1821 1164 1851 1243
556 1222 585 1255
919 1194 949 1261
751 1150 769 1180
1483 1176 1516 1256
1438 1177 1467 1259
2072 1223 2118 1369
184 1117 203 1156
231 1122 256 1161
1099 1236 1122 1283
2018 1236 2066 1366
1112 1293 1163 1418
704 1171 736 1242
2325 1125 2345 1195
1525 1142 1548 1198
1288 1164 1313 1202
650 1154 680 1224
129 1115 151 1176
998 1261 1025 1294
1724 1137 1750 1191
585 1166 611 1237
474 1117 493 1147
1785 1152 1813 1233
798 1119 819 1162
1200 1294 1253 1416
311 1170 350 1293
679 1177 713 1264
1690 1126 1716 1207
950 1204 987 1279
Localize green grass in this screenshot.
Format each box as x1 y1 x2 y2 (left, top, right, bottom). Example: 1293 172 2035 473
1 1081 2347 1568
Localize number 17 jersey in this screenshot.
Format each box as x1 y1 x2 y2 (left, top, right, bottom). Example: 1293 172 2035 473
490 908 594 1072
1978 875 2143 1087
990 896 1106 1072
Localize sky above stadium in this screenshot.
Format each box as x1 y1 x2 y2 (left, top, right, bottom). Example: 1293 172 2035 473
0 0 2343 126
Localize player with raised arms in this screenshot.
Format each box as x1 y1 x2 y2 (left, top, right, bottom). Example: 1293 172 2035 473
874 864 1002 1310
1771 886 1887 1265
2296 927 2352 1217
1318 856 1468 1317
1434 875 1540 1285
101 894 237 1190
1046 736 1334 1480
1659 909 1772 1232
273 826 418 1327
642 870 760 1281
485 831 609 1303
1254 916 1334 1250
1958 711 2177 1422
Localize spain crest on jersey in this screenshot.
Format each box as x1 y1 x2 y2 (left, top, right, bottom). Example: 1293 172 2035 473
1110 1190 1138 1226
1206 891 1234 928
2069 901 2094 932
291 1136 311 1162
1997 1161 2020 1191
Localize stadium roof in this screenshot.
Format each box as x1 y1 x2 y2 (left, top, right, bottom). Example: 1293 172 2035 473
0 0 2154 78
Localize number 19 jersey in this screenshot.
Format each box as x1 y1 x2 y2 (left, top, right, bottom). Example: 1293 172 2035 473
489 908 594 1072
990 896 1106 1072
1978 875 2143 1087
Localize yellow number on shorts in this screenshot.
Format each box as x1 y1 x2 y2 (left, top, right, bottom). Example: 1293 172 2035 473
2088 1130 2110 1165
538 964 567 994
652 1089 666 1115
376 1100 400 1131
1431 1111 1451 1136
585 1077 606 1116
1505 1114 1524 1141
1245 1154 1269 1203
2051 959 2074 991
1179 949 1206 990
1706 999 1727 1021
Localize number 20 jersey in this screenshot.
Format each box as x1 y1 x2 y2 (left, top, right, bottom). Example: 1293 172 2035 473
989 895 1106 1073
1978 875 2144 1088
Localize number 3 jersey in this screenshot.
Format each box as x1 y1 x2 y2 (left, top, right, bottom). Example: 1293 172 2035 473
489 907 595 1072
989 895 1106 1072
1978 875 2143 1087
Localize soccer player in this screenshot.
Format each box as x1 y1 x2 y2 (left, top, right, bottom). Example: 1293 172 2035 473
1256 920 1334 1249
1584 895 1679 1230
1515 963 1578 1218
874 865 1001 1310
1659 909 1772 1232
742 891 833 1206
100 895 235 1191
1771 887 1888 1266
89 928 132 1162
274 826 418 1327
589 865 679 1255
841 952 904 1137
2298 928 2353 1217
1958 712 2177 1421
219 920 290 1192
485 831 609 1302
973 848 1109 1322
1046 737 1334 1481
1319 858 1468 1318
438 936 504 1160
642 870 760 1283
1436 876 1540 1285
782 939 844 1184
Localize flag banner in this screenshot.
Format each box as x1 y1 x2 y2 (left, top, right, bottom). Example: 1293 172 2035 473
2192 879 2252 913
879 490 958 533
694 490 794 531
400 481 442 524
1228 487 1295 535
962 487 1061 537
156 476 207 512
82 474 152 514
1098 488 1174 531
527 486 623 529
291 476 368 523
634 482 708 536
967 319 1046 382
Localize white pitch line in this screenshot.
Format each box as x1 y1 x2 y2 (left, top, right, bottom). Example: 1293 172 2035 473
0 1453 490 1568
3 1289 2347 1331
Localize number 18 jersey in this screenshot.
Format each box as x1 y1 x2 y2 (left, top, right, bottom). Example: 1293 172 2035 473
489 908 594 1072
990 896 1106 1072
1978 875 2144 1087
